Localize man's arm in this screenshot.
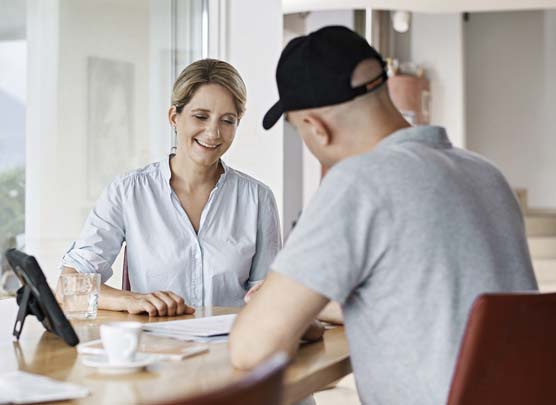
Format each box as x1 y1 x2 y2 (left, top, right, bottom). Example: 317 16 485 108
245 282 343 324
318 301 343 324
229 271 329 370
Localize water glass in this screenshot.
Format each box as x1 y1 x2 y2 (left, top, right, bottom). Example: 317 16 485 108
61 273 100 320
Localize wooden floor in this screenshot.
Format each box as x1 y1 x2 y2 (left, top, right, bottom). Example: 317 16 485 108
525 209 556 292
315 374 360 405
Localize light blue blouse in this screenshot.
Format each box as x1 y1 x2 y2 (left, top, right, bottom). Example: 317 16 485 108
61 156 282 307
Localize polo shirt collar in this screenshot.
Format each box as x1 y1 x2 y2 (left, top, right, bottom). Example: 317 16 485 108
377 125 452 150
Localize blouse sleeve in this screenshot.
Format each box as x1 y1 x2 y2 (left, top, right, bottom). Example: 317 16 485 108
60 177 126 283
247 185 282 289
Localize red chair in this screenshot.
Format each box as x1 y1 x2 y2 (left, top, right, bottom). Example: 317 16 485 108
122 246 130 291
447 292 556 405
154 352 289 405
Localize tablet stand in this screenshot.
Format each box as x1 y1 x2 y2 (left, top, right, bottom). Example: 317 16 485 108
13 285 45 340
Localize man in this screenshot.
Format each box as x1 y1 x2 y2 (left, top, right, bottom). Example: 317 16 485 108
229 26 537 404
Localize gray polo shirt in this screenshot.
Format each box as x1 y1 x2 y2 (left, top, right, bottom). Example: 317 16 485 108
272 126 537 405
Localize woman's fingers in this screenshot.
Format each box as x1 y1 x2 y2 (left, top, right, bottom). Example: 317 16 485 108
127 298 158 316
146 293 168 316
153 291 178 316
164 291 195 315
126 291 194 316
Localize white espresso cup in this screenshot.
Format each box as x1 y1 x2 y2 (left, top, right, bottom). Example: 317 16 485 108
100 322 143 364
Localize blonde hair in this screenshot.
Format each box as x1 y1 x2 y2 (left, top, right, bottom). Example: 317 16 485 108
171 59 247 118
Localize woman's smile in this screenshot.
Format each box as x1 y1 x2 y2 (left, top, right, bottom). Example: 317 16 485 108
194 138 221 150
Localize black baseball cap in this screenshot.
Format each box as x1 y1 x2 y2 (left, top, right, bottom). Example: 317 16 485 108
263 25 388 130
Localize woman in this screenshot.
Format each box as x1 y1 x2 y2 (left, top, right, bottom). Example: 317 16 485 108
59 59 281 316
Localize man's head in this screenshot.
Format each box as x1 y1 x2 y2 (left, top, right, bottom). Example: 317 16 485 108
263 26 408 168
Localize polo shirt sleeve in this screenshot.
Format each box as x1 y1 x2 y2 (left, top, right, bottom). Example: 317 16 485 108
271 165 388 304
60 177 126 283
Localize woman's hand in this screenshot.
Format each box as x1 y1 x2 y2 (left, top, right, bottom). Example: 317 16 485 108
124 291 195 317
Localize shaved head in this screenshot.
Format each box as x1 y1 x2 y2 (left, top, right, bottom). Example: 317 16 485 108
286 58 409 169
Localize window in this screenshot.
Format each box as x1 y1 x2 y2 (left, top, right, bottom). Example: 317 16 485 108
0 0 206 290
0 2 26 293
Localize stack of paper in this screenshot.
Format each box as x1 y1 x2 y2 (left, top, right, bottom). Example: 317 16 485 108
0 371 89 404
77 335 209 360
142 314 237 343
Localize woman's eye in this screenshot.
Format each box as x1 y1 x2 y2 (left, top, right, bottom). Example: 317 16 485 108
223 118 236 125
194 115 208 120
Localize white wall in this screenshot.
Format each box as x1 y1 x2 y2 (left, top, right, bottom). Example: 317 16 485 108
305 9 354 30
283 121 303 235
303 11 356 207
283 0 556 14
465 10 556 208
148 0 173 161
224 0 285 230
283 11 356 210
410 13 466 147
0 0 26 39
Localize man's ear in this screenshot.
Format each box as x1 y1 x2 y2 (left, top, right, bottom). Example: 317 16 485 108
168 106 178 127
303 114 331 146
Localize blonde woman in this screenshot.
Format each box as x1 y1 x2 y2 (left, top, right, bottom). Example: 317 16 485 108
59 59 281 316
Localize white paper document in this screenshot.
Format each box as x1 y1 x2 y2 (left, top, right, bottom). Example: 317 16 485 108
142 314 236 342
0 371 89 404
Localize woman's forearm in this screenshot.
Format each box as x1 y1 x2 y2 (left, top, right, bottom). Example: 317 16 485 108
58 266 130 311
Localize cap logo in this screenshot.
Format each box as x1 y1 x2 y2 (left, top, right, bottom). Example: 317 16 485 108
366 77 383 90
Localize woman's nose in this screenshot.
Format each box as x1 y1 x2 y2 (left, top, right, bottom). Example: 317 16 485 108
205 122 221 138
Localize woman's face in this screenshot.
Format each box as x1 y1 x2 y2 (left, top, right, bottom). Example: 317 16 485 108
170 83 239 168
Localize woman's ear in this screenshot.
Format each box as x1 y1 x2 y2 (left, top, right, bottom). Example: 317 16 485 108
168 105 178 127
304 114 331 146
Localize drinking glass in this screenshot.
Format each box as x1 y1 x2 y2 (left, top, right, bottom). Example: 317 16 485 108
61 273 100 320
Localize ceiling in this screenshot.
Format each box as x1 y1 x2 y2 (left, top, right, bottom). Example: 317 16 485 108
283 0 556 14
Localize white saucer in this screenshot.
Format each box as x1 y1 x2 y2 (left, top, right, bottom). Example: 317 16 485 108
80 353 157 374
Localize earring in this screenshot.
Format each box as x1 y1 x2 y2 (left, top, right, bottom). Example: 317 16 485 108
171 126 177 154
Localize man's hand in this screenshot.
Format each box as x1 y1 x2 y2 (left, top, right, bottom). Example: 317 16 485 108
244 281 264 303
124 291 195 317
303 320 325 342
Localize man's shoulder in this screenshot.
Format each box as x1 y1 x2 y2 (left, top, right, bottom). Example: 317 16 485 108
325 147 400 186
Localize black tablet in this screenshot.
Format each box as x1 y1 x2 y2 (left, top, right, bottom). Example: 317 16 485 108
5 249 79 346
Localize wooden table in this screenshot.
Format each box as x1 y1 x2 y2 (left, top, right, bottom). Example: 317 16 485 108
0 299 351 404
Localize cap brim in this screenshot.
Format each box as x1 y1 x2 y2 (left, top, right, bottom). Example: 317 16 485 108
262 100 284 130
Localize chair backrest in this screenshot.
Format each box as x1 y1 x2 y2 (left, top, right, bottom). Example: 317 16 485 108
122 246 130 291
447 292 556 405
156 352 289 405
